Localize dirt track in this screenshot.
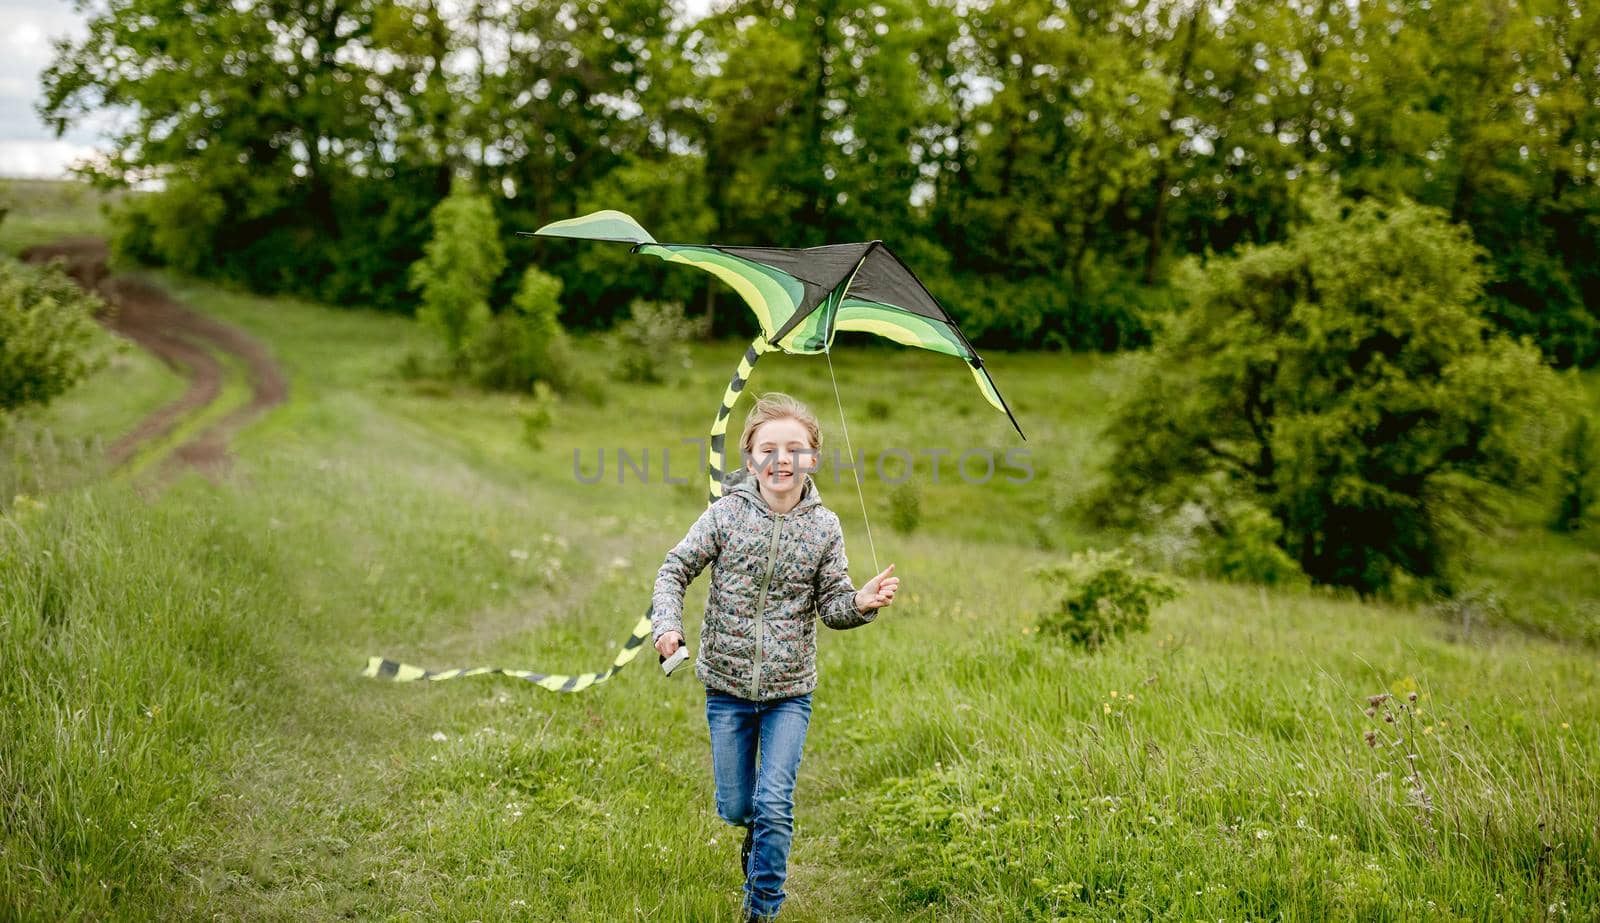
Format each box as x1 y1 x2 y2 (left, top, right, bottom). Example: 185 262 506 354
21 237 288 482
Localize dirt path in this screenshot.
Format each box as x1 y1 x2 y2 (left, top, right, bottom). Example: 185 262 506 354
21 237 288 481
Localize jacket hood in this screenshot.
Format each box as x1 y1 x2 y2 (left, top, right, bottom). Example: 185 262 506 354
722 465 823 516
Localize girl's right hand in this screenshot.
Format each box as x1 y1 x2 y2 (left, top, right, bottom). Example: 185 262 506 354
655 631 684 659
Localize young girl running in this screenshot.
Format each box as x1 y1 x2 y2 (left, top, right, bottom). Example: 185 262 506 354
652 392 898 922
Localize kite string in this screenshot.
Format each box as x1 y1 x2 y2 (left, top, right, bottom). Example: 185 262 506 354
823 344 880 575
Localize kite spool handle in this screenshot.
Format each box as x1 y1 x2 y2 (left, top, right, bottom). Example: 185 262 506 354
660 646 691 677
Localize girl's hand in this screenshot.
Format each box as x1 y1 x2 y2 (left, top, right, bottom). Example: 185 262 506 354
655 631 684 659
855 563 899 613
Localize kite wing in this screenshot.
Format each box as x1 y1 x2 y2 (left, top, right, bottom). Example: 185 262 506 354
522 210 1025 440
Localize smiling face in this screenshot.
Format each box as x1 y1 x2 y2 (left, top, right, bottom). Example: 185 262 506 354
745 416 818 499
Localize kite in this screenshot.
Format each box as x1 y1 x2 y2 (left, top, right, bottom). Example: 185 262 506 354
363 209 1024 690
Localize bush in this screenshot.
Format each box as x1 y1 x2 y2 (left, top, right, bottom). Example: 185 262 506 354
1088 196 1566 597
466 266 580 394
610 300 706 384
394 348 436 382
1031 548 1179 651
408 182 504 370
0 256 106 417
519 381 558 451
1551 412 1595 533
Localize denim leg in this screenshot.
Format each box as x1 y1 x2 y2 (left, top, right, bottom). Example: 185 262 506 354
706 692 758 828
743 693 812 918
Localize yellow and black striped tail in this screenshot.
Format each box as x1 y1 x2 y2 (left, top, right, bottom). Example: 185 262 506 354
708 338 773 504
363 612 653 692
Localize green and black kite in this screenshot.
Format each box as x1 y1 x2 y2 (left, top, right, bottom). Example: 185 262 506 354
533 209 1025 497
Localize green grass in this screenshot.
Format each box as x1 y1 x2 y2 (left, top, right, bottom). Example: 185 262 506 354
1 332 185 497
0 178 132 256
1 183 1598 920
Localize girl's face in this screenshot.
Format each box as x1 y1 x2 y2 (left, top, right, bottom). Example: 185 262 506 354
745 417 817 496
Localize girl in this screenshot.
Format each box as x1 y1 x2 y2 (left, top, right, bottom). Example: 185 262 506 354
652 392 898 922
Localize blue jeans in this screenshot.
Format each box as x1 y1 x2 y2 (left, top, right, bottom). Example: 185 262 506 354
706 689 813 919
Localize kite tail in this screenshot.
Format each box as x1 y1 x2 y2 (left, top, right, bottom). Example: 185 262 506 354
364 612 654 691
708 336 775 504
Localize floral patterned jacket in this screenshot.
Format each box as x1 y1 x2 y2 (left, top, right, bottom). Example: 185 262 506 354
651 467 878 701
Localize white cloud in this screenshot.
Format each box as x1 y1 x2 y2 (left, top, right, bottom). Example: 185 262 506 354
0 138 103 177
0 0 101 177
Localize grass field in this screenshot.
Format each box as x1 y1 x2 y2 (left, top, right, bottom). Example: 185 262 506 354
2 181 1597 920
0 179 131 256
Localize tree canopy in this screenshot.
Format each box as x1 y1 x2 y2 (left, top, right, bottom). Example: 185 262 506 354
38 0 1600 365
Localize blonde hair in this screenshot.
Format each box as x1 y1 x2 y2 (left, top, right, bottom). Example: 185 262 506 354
739 392 823 464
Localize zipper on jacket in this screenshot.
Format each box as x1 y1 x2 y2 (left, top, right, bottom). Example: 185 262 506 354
750 511 785 699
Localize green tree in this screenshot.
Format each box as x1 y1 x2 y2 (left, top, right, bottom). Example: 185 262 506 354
1089 197 1564 596
684 0 942 247
409 183 505 369
35 0 478 309
34 0 1600 364
1318 0 1600 368
919 0 1202 349
483 0 672 231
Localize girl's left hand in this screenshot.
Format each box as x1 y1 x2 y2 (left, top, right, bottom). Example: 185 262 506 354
855 563 899 612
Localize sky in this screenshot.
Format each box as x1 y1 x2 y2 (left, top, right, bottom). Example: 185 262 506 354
0 0 110 178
